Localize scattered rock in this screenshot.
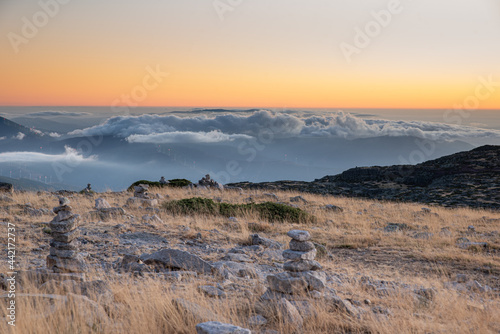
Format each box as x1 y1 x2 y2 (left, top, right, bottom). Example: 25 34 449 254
195 321 251 334
251 234 283 249
94 198 111 210
323 204 343 212
277 298 303 330
290 196 307 204
140 249 214 275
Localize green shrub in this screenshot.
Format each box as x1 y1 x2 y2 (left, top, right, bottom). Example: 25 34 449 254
127 179 192 191
162 197 315 224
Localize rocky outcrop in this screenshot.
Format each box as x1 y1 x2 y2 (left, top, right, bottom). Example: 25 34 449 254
227 145 500 210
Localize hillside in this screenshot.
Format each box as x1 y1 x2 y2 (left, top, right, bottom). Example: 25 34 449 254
228 145 500 210
0 187 499 333
0 116 31 137
0 176 78 192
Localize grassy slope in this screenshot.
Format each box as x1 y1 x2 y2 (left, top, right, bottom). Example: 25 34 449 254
0 188 499 333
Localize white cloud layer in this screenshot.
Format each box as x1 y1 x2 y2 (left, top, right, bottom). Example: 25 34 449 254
0 146 97 164
14 132 25 140
126 130 252 144
68 110 500 141
25 111 91 117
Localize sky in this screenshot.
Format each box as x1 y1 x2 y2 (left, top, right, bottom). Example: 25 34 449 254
0 0 499 109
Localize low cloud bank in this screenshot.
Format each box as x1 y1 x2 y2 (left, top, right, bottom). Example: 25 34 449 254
68 110 500 141
126 130 252 144
0 146 96 163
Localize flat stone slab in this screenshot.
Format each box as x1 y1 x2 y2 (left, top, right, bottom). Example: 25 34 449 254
289 240 315 252
141 248 214 275
267 273 308 294
196 321 251 334
284 260 322 272
283 249 316 261
46 254 87 273
287 230 311 242
51 229 80 243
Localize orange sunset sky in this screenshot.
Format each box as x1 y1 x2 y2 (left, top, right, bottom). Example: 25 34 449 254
0 0 499 109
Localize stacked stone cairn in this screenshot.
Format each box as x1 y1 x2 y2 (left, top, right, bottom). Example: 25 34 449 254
197 174 224 190
134 184 150 199
46 197 86 273
127 184 158 207
265 230 326 297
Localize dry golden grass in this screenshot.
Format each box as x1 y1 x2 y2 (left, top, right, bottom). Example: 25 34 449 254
0 187 499 333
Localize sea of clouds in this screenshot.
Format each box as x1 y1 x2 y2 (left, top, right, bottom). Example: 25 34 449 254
68 110 500 144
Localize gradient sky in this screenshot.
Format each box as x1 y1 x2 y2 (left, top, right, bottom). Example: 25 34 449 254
0 0 499 109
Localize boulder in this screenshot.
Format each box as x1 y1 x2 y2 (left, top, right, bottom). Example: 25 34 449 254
94 198 111 209
140 249 214 275
196 321 251 334
251 234 283 249
276 298 303 330
266 273 308 294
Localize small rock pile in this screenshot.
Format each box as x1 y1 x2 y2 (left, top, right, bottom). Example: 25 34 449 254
265 230 326 297
46 197 86 273
159 176 169 185
127 184 158 207
134 184 150 199
197 174 224 190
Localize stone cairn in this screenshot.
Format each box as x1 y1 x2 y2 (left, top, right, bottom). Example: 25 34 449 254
46 197 86 273
264 230 326 297
159 176 168 185
127 184 158 207
197 174 224 190
134 184 150 199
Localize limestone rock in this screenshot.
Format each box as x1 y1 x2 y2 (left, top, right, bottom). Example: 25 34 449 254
140 249 214 275
94 198 111 209
287 230 311 242
46 254 87 273
289 239 315 252
251 234 283 249
284 260 322 272
282 249 316 261
277 298 303 330
195 321 251 334
267 273 308 294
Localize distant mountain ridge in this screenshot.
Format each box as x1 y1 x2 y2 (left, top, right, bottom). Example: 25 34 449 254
0 116 31 137
227 145 500 210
